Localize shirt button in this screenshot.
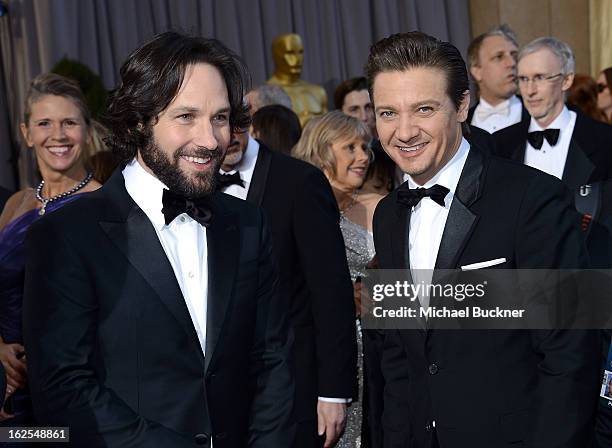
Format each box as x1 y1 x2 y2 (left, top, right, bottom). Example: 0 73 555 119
180 216 186 222
188 271 194 279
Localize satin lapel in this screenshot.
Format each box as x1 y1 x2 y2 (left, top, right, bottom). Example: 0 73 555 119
204 203 239 373
100 201 205 365
392 201 411 272
561 139 595 191
511 119 530 162
434 147 484 270
392 194 424 330
246 142 272 207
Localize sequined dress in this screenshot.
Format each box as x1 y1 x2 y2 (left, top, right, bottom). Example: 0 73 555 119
336 215 375 447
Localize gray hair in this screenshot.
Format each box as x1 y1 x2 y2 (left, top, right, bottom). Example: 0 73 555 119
467 24 518 69
518 37 575 75
249 84 292 110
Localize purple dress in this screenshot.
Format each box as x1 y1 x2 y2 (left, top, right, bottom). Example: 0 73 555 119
0 194 83 427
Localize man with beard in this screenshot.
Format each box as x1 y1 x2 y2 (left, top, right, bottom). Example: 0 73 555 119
22 32 295 447
217 128 357 447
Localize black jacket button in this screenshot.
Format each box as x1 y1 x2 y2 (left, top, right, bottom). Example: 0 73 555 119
194 433 210 445
428 363 438 375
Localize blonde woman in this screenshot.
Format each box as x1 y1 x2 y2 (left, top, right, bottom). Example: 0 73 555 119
0 73 101 423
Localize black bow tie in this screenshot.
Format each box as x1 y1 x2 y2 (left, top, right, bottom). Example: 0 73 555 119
527 129 560 150
397 184 450 209
216 171 245 190
161 189 213 227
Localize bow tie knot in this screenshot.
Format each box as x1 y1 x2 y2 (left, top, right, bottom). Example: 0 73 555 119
397 184 450 209
161 189 213 227
216 171 245 190
527 128 560 150
476 103 510 121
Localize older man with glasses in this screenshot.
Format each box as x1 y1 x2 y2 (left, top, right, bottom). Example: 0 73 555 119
493 37 612 190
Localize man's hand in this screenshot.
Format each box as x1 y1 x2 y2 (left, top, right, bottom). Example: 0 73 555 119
317 401 347 447
0 340 26 390
0 386 15 421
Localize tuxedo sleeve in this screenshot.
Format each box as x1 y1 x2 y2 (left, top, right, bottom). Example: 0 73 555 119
248 210 296 446
293 168 357 398
23 219 194 448
516 175 600 447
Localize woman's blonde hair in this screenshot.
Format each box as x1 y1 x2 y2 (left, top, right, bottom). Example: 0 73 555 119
292 110 371 178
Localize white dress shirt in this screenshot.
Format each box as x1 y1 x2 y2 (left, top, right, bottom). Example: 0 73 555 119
403 138 470 309
220 136 259 199
221 136 350 404
123 159 209 355
524 106 576 180
471 95 523 134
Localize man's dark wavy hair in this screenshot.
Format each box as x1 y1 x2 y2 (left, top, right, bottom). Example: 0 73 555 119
365 31 469 112
105 31 251 163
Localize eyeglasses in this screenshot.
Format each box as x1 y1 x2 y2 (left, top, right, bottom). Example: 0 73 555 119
598 83 608 93
517 73 564 86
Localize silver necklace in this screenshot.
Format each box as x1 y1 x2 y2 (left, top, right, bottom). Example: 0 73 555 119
340 189 359 216
35 172 93 216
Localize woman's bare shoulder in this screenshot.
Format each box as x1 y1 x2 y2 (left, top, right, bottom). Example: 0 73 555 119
0 189 36 231
83 180 102 192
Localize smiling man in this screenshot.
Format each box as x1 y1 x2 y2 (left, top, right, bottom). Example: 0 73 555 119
365 31 599 448
493 37 612 189
23 32 294 447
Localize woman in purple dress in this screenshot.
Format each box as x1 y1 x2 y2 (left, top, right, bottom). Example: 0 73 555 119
0 73 101 426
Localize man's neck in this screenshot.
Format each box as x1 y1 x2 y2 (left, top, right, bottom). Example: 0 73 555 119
534 103 564 129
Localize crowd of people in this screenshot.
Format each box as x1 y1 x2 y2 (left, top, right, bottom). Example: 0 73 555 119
0 21 611 448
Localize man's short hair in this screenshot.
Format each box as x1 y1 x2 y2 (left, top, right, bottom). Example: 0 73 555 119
105 31 251 163
334 77 368 110
249 84 292 110
467 24 518 69
365 31 469 111
518 37 575 75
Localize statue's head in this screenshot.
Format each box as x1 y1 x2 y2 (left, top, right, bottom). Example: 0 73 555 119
272 33 304 79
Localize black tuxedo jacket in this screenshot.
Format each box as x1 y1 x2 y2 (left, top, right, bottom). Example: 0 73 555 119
245 143 356 422
371 146 600 448
492 108 612 190
23 169 295 447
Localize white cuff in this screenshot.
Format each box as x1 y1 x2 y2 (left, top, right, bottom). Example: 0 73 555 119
318 397 352 403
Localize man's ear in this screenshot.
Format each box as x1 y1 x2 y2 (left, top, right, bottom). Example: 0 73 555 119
561 73 575 92
457 91 471 123
470 64 482 83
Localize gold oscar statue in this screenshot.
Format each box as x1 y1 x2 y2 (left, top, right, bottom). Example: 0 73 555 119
267 33 327 126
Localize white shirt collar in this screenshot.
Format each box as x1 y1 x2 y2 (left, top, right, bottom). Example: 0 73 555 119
406 137 470 199
123 158 170 231
529 105 571 132
220 135 260 184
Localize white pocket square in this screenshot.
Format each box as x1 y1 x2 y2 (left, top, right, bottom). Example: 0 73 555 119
460 258 506 271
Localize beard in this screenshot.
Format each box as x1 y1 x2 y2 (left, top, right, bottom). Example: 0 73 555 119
140 136 223 198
